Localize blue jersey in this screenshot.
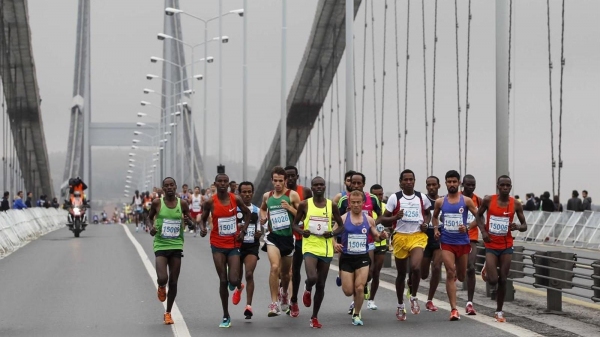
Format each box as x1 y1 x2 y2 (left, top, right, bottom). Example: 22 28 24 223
440 195 470 245
341 213 370 255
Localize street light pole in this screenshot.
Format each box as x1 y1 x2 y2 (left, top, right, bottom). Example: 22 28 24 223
344 0 355 171
242 0 248 180
280 0 287 167
218 0 224 172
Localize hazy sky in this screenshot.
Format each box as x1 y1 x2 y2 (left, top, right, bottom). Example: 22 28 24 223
25 0 600 200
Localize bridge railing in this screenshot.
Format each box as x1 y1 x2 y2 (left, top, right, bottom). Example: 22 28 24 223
0 208 67 257
518 210 600 249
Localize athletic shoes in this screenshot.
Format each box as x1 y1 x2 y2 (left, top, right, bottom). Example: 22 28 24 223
465 302 477 315
232 283 244 305
367 300 378 310
303 287 312 307
352 315 364 326
164 312 174 325
310 317 322 328
219 316 231 328
410 297 420 315
268 303 280 317
244 305 253 319
157 285 167 302
450 309 460 321
495 311 506 323
280 290 290 312
425 300 438 312
396 306 407 321
288 302 300 317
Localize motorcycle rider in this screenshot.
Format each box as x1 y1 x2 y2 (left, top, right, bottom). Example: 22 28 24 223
67 191 87 226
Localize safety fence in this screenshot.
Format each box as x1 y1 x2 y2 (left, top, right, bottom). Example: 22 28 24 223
0 208 67 257
518 210 600 249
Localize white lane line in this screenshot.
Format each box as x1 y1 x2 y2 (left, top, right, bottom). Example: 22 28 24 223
329 264 543 337
121 224 192 337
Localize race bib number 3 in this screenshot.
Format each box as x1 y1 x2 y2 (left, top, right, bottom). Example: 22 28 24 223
243 225 256 243
489 215 509 235
403 204 421 222
270 208 291 231
161 219 181 239
347 234 367 254
443 213 462 233
218 216 237 236
308 216 329 235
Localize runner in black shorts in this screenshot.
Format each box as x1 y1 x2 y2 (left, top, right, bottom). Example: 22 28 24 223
367 184 388 310
420 176 442 311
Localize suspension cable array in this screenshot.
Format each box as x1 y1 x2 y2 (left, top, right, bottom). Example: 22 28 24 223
421 0 429 177
370 0 379 182
463 0 473 174
557 0 566 199
394 0 402 174
453 0 463 175
379 0 388 182
359 0 368 172
430 0 439 175
402 0 411 169
546 0 556 196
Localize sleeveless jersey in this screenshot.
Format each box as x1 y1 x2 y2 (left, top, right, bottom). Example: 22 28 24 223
439 195 470 245
425 194 438 244
302 198 334 257
267 190 294 237
134 196 142 210
239 204 260 246
338 192 380 245
191 194 203 213
153 198 184 252
485 195 516 250
341 213 370 255
210 193 240 249
180 192 190 200
293 185 306 241
144 197 152 210
386 190 431 234
465 193 481 241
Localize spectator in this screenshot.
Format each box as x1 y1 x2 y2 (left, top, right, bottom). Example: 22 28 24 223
25 191 33 208
12 191 27 210
524 193 536 211
582 190 592 211
540 192 555 212
51 197 60 209
553 195 563 212
1 191 9 211
515 195 522 203
567 190 583 212
36 195 46 207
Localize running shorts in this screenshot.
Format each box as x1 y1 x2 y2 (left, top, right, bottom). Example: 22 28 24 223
441 243 471 258
391 232 428 259
339 253 370 273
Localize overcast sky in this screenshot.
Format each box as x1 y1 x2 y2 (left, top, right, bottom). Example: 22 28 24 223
24 0 600 200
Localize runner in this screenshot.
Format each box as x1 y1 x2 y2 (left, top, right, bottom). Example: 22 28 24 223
420 176 443 312
476 175 527 323
332 170 355 288
462 174 483 315
367 183 387 310
291 176 343 328
198 173 251 328
333 190 388 326
284 165 312 317
146 177 197 325
131 190 144 232
259 166 301 317
190 186 203 237
377 169 431 321
179 184 191 201
432 170 479 321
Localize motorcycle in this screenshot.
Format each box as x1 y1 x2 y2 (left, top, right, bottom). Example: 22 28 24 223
67 198 88 237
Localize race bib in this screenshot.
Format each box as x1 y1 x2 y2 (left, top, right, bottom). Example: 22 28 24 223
308 216 329 235
218 216 237 236
489 215 509 235
243 225 256 243
347 233 367 254
270 208 291 231
403 204 421 222
467 211 476 224
444 213 462 233
191 200 201 212
161 219 181 239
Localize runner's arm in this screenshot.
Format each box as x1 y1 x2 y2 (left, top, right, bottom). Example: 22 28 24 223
199 199 213 233
331 203 344 233
292 201 308 236
331 213 348 237
477 196 491 242
464 197 479 230
512 200 528 232
146 198 161 236
236 196 251 233
368 216 386 241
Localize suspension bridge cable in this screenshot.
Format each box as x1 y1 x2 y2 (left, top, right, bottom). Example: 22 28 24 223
315 68 323 176
308 128 313 179
303 133 308 186
353 30 359 166
464 0 473 174
402 0 411 169
394 0 402 174
454 0 462 175
360 2 368 172
336 65 342 182
328 76 334 190
557 0 566 199
370 0 379 181
421 0 429 177
546 0 556 196
321 91 327 184
430 0 439 175
379 0 388 182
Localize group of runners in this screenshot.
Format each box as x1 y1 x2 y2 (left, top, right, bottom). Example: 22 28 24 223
143 165 527 328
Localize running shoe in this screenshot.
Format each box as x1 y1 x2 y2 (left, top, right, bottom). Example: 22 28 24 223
310 317 322 328
396 306 407 321
244 305 253 319
367 300 378 310
352 315 364 326
157 285 167 302
495 311 506 323
280 290 290 312
410 297 420 315
302 287 312 307
465 302 477 315
219 316 231 328
164 312 174 325
268 303 280 317
232 283 244 305
288 302 300 317
347 301 355 315
450 308 460 321
425 300 438 312
364 283 370 300
336 276 342 287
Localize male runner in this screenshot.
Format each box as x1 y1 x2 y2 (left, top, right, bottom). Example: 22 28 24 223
284 165 312 317
199 173 251 328
377 169 431 321
179 184 191 201
420 176 443 311
131 190 144 232
146 177 196 325
291 176 343 328
432 170 479 321
232 181 263 319
190 186 203 237
462 174 483 315
332 190 388 326
367 183 387 310
332 170 356 206
476 175 527 323
259 166 301 316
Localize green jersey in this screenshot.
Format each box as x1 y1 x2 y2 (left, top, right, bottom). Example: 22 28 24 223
153 197 184 252
267 190 294 237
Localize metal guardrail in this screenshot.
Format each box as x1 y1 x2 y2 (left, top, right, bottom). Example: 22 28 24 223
517 210 600 249
0 208 67 257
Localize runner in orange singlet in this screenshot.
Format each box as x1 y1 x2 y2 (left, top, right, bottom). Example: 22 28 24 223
461 174 482 315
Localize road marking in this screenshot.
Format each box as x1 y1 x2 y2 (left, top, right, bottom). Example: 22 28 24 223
121 224 192 337
329 264 543 337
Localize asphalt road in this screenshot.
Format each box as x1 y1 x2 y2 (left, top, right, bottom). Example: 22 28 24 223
0 223 565 337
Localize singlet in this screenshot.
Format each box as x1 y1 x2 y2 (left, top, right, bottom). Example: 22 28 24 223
134 196 142 210
425 194 438 244
239 204 260 246
465 193 481 241
266 190 294 237
144 197 152 210
338 192 381 245
210 193 240 249
293 185 306 241
153 198 184 252
180 192 190 201
386 190 432 234
341 213 370 255
485 195 516 250
191 194 203 213
302 198 334 257
439 195 470 245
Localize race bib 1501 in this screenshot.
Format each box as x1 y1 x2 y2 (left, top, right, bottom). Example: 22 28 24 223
218 216 237 236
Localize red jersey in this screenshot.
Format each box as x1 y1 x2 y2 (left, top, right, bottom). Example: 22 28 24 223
210 193 240 249
484 195 515 250
293 185 305 241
